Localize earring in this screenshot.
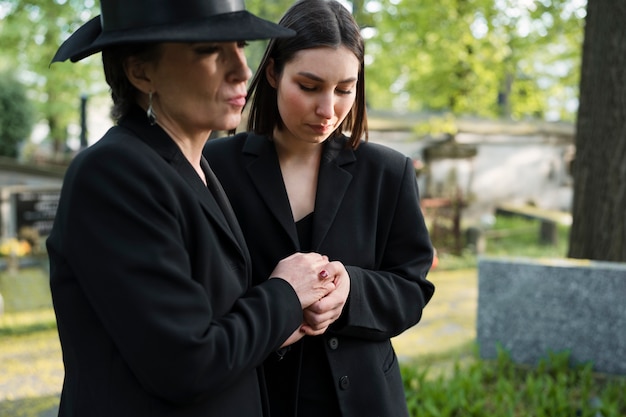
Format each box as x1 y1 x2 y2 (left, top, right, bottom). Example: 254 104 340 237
147 91 157 125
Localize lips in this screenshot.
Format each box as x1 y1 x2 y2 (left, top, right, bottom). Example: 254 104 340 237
228 95 247 107
309 124 333 134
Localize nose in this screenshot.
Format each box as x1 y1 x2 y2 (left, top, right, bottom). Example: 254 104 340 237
315 92 334 120
227 44 253 83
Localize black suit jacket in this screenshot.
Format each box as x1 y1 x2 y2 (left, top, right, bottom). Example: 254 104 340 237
204 133 435 417
46 109 303 417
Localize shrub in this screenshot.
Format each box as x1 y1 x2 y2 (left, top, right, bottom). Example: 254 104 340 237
0 72 35 158
402 348 626 416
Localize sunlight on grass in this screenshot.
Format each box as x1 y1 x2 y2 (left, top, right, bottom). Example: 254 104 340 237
393 269 477 360
0 309 57 336
0 268 53 312
0 328 63 402
0 395 59 417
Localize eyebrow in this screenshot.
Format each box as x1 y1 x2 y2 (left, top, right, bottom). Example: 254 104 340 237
297 71 357 84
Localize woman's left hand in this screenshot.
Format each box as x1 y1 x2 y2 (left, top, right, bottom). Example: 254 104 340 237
301 261 350 336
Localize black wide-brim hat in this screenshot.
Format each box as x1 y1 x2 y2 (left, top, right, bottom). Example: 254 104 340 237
52 0 295 63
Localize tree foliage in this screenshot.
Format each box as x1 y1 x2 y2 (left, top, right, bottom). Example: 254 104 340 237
245 0 296 72
363 0 586 121
568 0 626 262
0 0 587 159
0 0 102 158
0 0 294 157
0 71 34 157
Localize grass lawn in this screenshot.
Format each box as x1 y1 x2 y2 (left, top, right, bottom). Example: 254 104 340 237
392 268 477 361
0 319 61 417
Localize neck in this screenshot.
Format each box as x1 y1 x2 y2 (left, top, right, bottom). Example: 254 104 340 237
158 122 210 185
272 129 322 221
272 130 322 165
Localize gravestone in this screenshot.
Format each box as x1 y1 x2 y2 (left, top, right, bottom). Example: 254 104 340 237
477 256 626 375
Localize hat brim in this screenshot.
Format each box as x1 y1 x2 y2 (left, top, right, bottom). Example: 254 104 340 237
52 11 294 63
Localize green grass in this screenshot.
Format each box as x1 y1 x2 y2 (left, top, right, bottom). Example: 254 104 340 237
0 328 62 416
0 309 57 336
432 214 572 271
402 347 626 416
483 215 570 259
0 267 62 416
0 266 53 312
400 214 626 416
0 395 59 417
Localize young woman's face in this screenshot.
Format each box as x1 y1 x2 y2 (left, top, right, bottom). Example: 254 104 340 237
269 46 360 145
146 42 252 135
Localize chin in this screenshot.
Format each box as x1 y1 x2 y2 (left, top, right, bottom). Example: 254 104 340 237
213 117 242 133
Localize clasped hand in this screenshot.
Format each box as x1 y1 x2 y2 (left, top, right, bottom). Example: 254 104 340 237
279 258 350 347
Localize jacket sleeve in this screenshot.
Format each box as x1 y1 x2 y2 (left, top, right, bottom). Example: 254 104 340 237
330 156 435 341
50 139 302 404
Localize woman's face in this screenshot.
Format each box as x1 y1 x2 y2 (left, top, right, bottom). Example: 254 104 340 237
145 42 252 135
269 46 359 146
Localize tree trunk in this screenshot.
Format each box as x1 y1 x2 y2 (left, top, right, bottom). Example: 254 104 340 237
568 0 626 261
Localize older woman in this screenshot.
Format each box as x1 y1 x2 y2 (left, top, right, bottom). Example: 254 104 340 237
204 1 435 416
47 1 346 416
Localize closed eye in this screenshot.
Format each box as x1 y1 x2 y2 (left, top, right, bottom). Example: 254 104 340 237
299 84 316 92
299 84 354 95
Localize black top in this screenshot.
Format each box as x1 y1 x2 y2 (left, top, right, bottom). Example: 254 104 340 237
295 213 341 417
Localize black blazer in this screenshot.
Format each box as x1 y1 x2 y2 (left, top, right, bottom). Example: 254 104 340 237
46 109 303 417
204 133 435 417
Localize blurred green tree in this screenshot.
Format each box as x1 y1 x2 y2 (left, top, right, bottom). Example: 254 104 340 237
0 0 588 163
0 0 102 160
245 0 296 71
0 71 34 157
363 0 586 121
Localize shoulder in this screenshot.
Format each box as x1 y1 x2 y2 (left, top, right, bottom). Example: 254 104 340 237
350 139 413 178
204 132 249 153
71 127 158 172
204 132 252 164
204 131 273 161
355 140 409 163
63 126 176 195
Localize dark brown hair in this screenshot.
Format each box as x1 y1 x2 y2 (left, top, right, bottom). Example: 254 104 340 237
245 0 368 148
102 44 162 123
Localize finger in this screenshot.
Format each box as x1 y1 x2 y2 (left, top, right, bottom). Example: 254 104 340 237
303 309 336 327
301 324 330 336
305 319 334 332
321 281 336 296
322 261 343 281
311 295 342 312
305 300 324 315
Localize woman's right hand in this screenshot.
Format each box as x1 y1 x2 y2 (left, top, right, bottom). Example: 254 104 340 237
302 260 350 335
270 252 336 309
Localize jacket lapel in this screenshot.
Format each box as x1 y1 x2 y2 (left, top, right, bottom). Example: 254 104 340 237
120 110 250 267
312 137 354 250
242 134 355 251
243 135 300 248
200 157 250 258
